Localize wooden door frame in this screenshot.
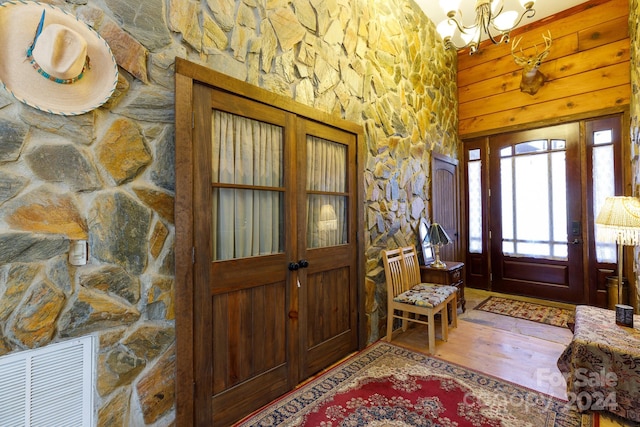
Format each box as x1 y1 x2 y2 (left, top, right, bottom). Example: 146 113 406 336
461 108 632 306
174 58 365 425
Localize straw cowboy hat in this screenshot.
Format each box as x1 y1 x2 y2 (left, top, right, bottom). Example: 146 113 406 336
0 1 118 116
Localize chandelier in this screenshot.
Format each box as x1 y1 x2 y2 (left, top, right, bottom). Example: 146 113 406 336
436 0 536 54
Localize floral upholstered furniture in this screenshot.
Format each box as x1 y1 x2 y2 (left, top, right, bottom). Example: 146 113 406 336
382 246 457 354
557 305 640 422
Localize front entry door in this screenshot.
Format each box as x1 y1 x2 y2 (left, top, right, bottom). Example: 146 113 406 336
489 123 585 302
190 83 359 426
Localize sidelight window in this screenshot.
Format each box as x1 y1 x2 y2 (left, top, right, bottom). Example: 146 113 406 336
467 148 482 253
591 129 616 263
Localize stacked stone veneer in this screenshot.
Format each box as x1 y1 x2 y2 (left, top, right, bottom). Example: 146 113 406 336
0 0 457 424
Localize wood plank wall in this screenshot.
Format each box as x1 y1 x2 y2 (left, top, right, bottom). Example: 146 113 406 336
457 0 630 139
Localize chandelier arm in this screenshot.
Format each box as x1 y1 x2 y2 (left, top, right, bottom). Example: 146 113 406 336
441 3 537 53
484 17 503 45
446 16 469 34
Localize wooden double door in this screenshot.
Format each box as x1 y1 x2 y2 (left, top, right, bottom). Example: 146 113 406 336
179 67 361 426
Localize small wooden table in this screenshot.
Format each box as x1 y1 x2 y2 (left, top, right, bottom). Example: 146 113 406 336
420 261 465 312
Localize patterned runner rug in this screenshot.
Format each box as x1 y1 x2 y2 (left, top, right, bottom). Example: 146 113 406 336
235 341 592 426
475 296 575 328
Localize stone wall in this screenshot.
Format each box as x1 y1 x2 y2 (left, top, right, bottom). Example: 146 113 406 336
0 0 457 424
630 0 640 312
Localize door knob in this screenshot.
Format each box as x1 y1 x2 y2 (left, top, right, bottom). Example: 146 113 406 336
288 262 299 271
298 259 309 268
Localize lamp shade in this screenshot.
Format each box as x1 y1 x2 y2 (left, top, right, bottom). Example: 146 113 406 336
436 20 456 39
595 196 640 245
429 222 452 246
319 204 338 231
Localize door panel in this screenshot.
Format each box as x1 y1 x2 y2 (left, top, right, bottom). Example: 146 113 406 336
194 84 296 426
297 119 358 380
489 123 585 303
432 154 460 261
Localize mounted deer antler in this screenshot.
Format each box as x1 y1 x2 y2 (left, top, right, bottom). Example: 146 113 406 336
511 31 552 95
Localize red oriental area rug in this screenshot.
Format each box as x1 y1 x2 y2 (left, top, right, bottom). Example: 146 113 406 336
475 296 575 328
234 341 593 427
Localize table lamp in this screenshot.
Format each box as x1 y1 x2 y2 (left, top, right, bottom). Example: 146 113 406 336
318 204 337 232
429 222 452 269
595 196 640 306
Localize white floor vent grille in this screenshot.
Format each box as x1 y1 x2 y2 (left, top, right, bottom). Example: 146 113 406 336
0 336 95 427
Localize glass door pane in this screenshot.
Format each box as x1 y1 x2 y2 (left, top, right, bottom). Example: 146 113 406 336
306 136 347 249
500 139 567 259
211 110 285 260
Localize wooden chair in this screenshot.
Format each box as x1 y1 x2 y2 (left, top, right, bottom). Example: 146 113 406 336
382 246 458 354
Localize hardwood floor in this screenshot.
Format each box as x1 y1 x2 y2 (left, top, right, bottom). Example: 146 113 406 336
390 288 571 398
388 288 636 427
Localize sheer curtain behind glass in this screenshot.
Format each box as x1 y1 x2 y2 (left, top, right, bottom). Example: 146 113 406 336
592 130 616 263
500 140 568 259
212 110 284 260
306 136 347 248
467 149 482 253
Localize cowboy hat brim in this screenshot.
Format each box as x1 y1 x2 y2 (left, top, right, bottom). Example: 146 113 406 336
0 1 118 116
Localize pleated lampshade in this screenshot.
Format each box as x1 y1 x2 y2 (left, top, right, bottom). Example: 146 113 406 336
595 196 640 245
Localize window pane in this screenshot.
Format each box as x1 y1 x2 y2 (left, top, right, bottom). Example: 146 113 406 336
500 146 512 157
306 136 348 248
212 110 283 186
518 242 550 257
515 139 546 154
211 110 285 261
593 144 616 262
306 136 347 192
501 157 514 240
212 189 284 260
551 139 565 150
554 244 568 258
594 129 612 145
468 148 480 161
551 151 567 244
515 154 549 242
501 145 567 260
307 195 347 248
468 159 482 253
503 241 514 254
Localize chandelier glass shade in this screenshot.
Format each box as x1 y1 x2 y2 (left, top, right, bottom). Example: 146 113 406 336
436 0 536 54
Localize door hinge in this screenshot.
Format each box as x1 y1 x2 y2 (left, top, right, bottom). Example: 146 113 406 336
192 111 195 129
192 247 195 264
